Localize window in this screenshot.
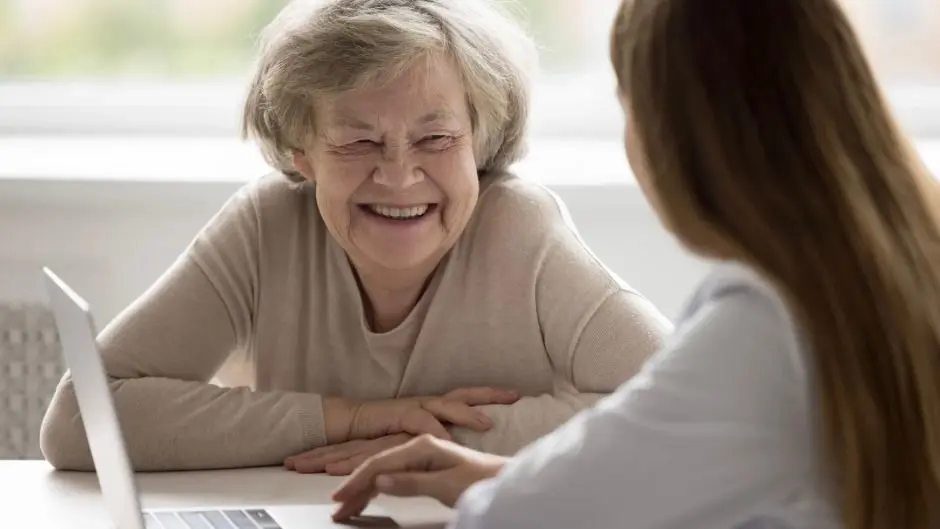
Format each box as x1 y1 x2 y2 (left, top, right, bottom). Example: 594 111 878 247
0 0 937 138
849 0 940 83
0 0 613 77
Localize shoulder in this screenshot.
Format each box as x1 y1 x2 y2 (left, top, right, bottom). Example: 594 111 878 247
668 262 811 394
463 171 643 291
191 171 321 260
208 171 321 238
678 263 793 328
472 171 573 229
460 171 590 260
241 171 314 218
458 171 626 284
204 171 306 219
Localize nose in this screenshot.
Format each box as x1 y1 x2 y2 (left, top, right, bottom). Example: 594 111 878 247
373 145 424 189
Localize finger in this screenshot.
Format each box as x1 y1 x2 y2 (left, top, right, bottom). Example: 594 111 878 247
373 470 454 503
398 408 453 440
332 435 444 502
331 490 377 522
285 445 341 469
325 452 369 476
288 444 342 462
421 399 492 431
293 449 357 474
444 387 519 405
290 442 365 474
325 436 410 476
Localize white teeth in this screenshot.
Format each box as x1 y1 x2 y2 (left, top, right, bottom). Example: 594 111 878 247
367 204 430 219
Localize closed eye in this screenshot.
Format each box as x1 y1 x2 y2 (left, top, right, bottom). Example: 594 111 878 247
330 139 380 156
419 135 453 148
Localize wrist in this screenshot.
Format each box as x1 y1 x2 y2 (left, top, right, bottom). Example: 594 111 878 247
482 455 508 479
323 397 360 444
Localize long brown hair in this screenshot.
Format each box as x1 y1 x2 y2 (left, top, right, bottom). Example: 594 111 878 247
611 1 940 528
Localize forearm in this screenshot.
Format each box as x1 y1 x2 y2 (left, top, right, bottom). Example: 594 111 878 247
449 392 605 455
40 375 325 471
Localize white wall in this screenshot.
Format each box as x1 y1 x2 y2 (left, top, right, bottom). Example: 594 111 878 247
0 178 711 326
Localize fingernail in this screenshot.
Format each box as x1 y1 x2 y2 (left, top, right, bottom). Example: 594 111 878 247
478 414 492 427
376 476 394 491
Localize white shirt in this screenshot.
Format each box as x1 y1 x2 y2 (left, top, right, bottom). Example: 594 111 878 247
451 263 842 529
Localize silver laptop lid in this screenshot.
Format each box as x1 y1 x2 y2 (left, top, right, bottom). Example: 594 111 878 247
43 267 146 529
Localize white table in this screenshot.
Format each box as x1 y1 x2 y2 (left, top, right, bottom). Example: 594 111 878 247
3 460 452 528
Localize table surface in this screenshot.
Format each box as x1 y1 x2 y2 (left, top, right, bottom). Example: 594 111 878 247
3 460 452 528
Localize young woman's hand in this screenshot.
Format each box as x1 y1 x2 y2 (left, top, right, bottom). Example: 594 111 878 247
331 434 507 521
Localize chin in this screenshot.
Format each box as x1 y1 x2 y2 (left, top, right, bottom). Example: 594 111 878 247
373 251 442 273
354 238 437 267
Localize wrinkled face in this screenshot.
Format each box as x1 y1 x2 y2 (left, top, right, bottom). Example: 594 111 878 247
293 56 480 275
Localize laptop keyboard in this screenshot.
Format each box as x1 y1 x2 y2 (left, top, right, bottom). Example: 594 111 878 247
143 509 282 528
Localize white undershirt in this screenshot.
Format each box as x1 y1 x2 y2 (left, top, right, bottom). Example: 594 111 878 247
450 263 842 529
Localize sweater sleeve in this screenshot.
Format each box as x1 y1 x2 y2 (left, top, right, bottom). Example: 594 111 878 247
39 187 326 471
450 290 671 455
450 188 672 455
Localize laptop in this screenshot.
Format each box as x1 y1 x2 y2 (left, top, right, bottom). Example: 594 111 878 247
42 267 401 529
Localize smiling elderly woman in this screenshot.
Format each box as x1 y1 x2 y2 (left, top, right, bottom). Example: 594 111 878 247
40 0 672 473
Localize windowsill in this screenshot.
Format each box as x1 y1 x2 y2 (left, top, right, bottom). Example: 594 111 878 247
1 135 939 190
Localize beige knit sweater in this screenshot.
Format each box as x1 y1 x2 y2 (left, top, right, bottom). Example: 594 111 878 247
40 171 672 471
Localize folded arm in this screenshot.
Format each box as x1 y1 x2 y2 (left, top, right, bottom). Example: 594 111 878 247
40 190 327 471
40 256 326 471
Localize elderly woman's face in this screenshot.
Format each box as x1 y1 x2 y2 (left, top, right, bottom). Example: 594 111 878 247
293 56 479 275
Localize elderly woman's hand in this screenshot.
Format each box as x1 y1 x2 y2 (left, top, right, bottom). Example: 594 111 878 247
285 433 413 475
290 387 517 471
351 387 519 440
331 434 507 521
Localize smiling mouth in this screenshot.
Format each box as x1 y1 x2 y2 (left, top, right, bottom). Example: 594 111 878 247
361 203 437 220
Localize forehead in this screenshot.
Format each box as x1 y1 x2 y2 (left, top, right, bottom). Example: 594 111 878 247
319 56 470 126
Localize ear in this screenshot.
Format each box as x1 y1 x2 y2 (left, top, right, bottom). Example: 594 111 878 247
291 149 316 184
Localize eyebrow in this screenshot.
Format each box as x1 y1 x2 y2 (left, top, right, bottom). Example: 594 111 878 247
332 115 374 131
330 109 456 130
416 110 454 125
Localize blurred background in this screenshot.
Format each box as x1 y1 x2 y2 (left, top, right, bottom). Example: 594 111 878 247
0 0 938 323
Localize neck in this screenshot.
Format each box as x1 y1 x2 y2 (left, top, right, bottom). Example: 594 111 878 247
353 263 437 333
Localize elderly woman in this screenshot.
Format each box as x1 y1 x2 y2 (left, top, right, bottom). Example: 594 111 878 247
40 0 671 473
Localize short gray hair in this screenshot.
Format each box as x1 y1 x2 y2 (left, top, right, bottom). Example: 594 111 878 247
242 0 538 181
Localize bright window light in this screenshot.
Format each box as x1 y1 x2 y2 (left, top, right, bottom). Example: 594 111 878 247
0 0 937 138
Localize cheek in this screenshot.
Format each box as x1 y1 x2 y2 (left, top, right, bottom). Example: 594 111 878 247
312 160 370 223
314 186 351 232
624 123 643 179
625 126 651 194
426 149 479 209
